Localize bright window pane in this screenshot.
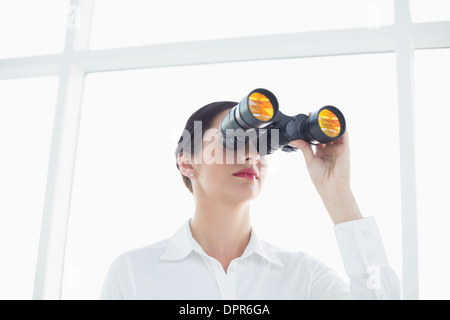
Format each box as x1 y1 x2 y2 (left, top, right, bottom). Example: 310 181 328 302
0 0 70 59
0 77 58 299
90 0 394 50
62 53 400 299
410 0 450 23
414 48 450 300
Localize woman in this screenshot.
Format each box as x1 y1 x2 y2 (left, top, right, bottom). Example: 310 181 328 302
100 101 400 299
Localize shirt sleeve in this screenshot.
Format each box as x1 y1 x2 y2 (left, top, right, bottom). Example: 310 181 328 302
99 253 136 300
333 216 401 299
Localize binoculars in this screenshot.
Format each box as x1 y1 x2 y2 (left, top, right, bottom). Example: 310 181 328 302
220 88 346 155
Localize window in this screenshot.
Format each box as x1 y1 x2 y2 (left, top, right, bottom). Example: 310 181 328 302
90 0 394 50
1 0 449 300
0 77 58 299
410 0 450 23
0 0 69 59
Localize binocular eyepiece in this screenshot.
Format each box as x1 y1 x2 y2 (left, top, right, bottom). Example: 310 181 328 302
220 88 346 155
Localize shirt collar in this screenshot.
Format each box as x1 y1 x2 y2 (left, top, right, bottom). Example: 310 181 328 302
159 219 198 261
242 228 284 266
160 219 283 267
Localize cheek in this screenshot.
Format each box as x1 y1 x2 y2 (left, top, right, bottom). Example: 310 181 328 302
201 136 230 165
198 163 229 186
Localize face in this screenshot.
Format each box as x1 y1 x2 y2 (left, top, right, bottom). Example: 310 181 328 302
184 110 269 203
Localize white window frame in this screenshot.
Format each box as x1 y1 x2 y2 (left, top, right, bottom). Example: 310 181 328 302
1 0 449 299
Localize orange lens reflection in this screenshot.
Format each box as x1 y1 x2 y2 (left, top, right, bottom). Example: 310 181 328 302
318 109 341 137
248 92 274 122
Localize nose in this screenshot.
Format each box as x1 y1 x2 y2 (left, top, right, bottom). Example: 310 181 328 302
246 153 260 165
243 143 260 165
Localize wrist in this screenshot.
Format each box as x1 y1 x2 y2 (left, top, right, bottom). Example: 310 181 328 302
316 184 363 225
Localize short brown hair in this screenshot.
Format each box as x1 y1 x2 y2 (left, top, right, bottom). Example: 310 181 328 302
175 101 237 193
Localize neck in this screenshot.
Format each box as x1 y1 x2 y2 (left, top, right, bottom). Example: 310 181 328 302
190 197 251 273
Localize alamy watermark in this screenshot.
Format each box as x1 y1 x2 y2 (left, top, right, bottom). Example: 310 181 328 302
366 265 381 290
366 5 382 30
67 5 81 30
177 121 281 166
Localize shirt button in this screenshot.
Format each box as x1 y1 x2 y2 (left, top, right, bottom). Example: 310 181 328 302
229 264 236 272
367 253 373 261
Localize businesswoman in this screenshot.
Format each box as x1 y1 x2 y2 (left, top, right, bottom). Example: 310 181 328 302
100 100 400 299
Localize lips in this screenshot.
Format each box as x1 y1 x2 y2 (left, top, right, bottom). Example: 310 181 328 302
232 168 258 180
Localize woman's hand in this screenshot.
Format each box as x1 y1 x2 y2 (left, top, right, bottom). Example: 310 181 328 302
289 131 362 225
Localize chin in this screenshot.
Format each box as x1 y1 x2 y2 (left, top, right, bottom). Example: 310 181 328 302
231 184 261 202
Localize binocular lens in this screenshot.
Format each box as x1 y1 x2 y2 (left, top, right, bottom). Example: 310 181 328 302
318 109 341 138
249 92 274 122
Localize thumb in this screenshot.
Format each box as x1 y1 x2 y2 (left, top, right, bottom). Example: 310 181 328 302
289 139 314 165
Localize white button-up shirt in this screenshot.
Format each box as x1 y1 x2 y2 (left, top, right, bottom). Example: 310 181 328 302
100 217 400 299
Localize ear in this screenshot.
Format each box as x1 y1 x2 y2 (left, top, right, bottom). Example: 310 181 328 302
177 152 195 178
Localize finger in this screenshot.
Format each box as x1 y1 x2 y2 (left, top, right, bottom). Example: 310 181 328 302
315 143 326 150
338 131 350 152
289 139 315 165
341 130 349 144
